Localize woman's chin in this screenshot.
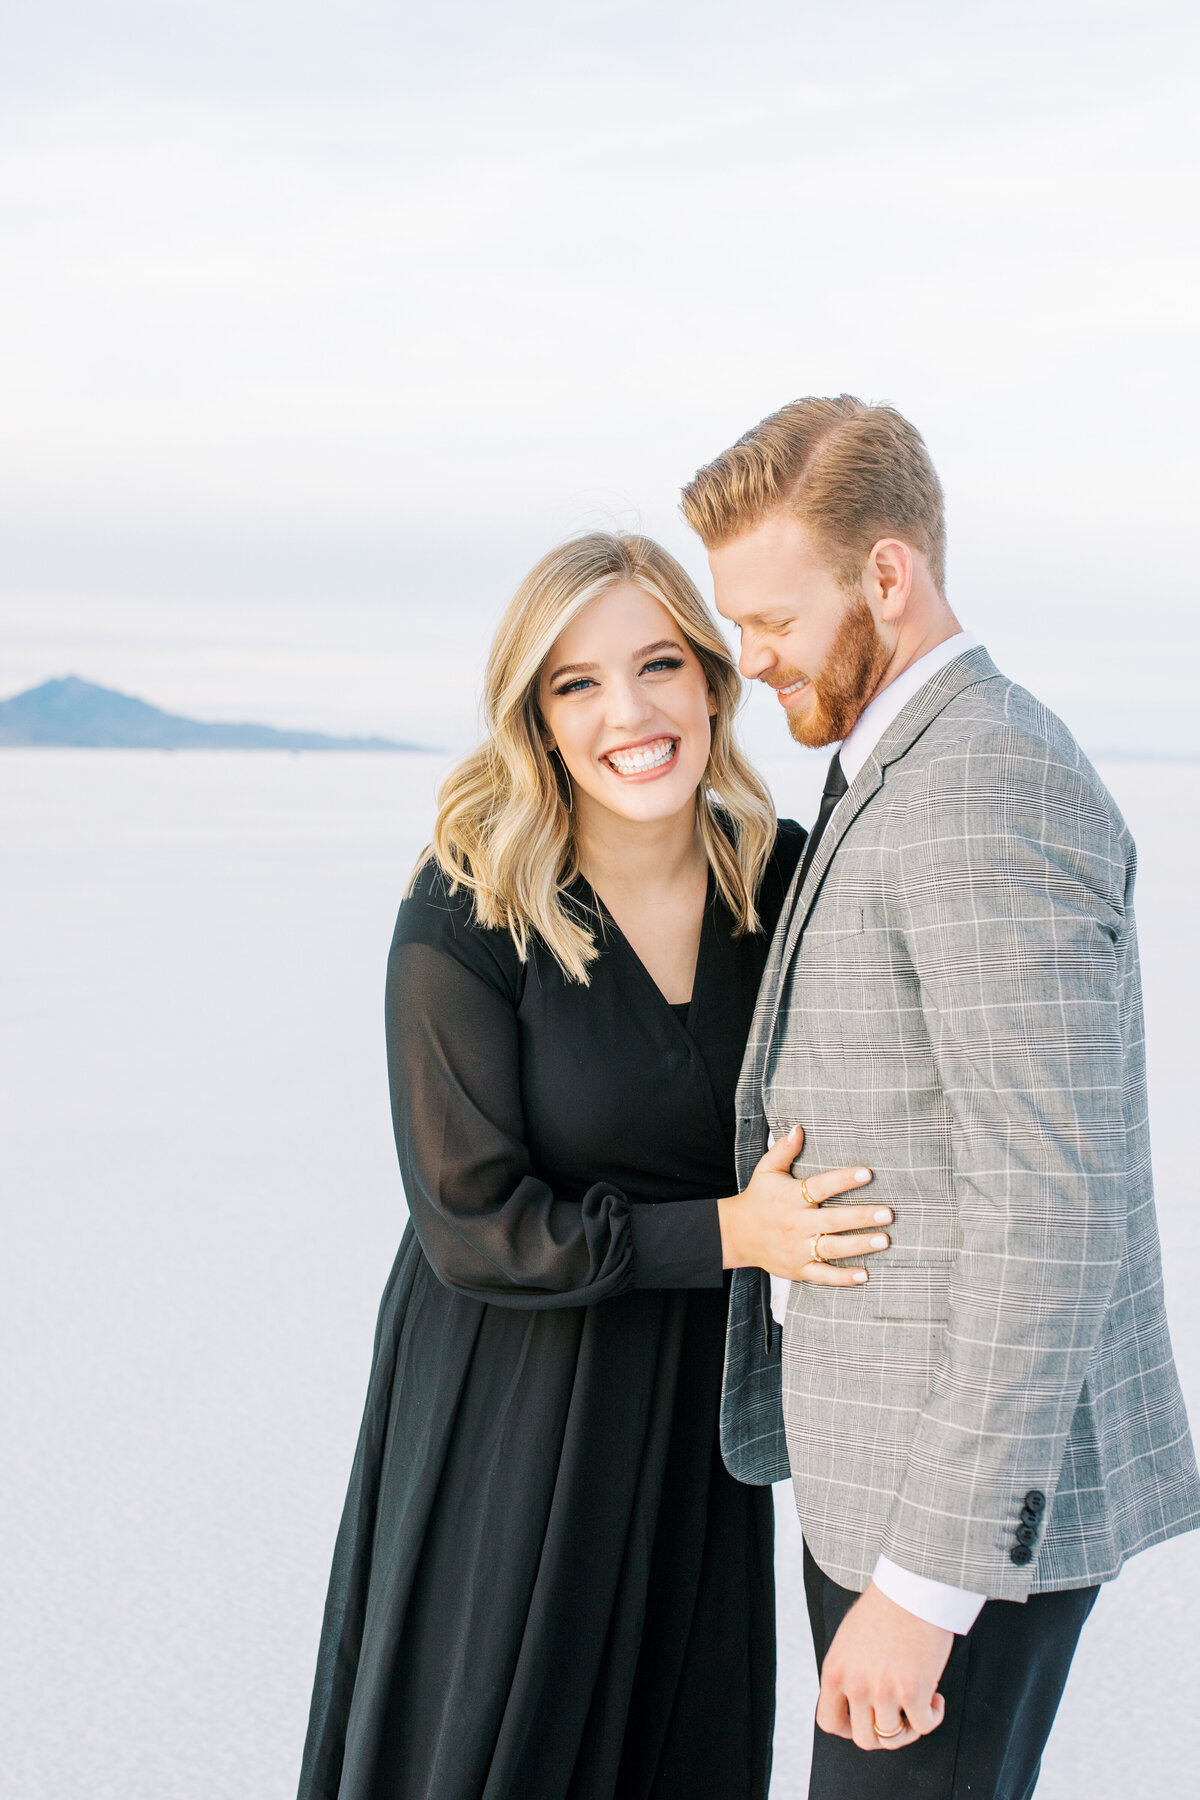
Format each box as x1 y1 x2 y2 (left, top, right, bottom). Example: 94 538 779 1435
584 768 702 825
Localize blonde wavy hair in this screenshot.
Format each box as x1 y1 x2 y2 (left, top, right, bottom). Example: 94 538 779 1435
414 532 777 983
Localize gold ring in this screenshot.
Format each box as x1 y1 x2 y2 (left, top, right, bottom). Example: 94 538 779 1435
873 1717 907 1740
799 1178 821 1207
810 1232 832 1264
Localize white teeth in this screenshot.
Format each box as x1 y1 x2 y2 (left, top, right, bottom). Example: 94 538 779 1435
607 738 677 775
778 678 808 696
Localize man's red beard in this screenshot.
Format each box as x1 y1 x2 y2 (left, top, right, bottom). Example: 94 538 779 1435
776 598 893 748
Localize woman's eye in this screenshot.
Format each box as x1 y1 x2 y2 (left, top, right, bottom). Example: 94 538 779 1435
642 657 684 675
554 677 596 696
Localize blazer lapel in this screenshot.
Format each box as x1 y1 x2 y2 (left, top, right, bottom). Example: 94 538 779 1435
735 909 790 1182
777 645 1001 967
777 761 882 969
739 645 1001 1159
729 647 1002 1394
736 647 1000 1181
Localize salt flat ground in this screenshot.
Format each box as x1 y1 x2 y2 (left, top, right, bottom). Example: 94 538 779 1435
1 749 1197 1800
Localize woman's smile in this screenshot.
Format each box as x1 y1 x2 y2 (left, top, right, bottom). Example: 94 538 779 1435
602 735 680 779
538 581 716 828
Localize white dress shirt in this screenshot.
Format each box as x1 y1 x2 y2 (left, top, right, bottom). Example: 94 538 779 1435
774 630 986 1634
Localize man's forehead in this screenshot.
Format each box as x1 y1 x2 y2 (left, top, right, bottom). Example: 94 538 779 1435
710 543 821 623
710 512 826 581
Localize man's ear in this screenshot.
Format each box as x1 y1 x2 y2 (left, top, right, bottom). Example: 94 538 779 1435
867 538 913 623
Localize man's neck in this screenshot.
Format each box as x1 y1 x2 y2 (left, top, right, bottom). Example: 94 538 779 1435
833 614 973 786
860 603 963 721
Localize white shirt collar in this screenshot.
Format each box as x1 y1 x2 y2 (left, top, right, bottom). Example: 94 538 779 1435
836 632 978 787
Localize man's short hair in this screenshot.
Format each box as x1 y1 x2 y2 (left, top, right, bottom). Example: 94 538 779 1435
681 395 946 594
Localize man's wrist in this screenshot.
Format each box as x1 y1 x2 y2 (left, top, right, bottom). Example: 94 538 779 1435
871 1555 986 1635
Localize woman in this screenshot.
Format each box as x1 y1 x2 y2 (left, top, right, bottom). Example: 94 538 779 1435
298 534 892 1800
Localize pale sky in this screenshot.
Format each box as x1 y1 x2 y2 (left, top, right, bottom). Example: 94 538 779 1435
2 1 1197 753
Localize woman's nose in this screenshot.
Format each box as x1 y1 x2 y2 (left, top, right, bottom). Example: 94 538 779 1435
605 677 656 728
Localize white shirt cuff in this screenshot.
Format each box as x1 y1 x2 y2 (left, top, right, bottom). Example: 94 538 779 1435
763 1131 793 1324
871 1556 986 1634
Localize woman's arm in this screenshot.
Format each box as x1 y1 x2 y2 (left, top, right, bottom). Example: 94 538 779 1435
386 930 637 1307
387 869 890 1305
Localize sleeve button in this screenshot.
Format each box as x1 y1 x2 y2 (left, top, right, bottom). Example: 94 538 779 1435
1023 1490 1046 1513
1010 1545 1034 1565
1020 1506 1040 1528
1015 1523 1037 1547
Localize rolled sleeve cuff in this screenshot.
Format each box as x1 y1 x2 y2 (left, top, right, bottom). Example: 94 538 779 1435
629 1198 724 1289
871 1555 986 1635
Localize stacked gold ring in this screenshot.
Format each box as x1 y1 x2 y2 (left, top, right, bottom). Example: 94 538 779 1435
810 1233 832 1264
799 1178 820 1207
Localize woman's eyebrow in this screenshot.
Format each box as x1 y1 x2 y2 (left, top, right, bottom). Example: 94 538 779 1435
546 640 684 685
546 660 599 684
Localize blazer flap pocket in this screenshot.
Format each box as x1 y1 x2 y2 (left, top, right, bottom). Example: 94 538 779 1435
869 1262 952 1321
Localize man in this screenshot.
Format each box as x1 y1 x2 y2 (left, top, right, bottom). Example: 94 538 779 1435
682 397 1200 1798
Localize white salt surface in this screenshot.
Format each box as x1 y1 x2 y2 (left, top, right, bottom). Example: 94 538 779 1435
1 749 1197 1800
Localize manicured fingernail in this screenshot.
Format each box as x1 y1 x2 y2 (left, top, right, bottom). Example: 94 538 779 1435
790 1124 802 1139
874 1209 893 1224
853 1270 868 1282
870 1234 889 1248
855 1168 871 1182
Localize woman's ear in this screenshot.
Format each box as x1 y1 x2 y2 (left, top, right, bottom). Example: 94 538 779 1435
707 687 718 719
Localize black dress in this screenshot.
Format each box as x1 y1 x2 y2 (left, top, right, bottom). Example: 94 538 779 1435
298 821 805 1800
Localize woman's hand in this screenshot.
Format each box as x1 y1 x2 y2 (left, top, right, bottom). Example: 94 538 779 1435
717 1125 891 1287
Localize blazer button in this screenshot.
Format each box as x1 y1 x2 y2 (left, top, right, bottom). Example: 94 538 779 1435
1020 1505 1040 1528
1015 1523 1037 1547
1024 1490 1046 1513
1010 1544 1034 1565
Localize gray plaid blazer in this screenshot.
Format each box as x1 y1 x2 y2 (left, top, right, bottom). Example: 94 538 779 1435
721 646 1200 1599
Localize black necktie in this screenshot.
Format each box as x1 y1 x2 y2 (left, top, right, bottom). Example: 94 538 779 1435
796 750 848 889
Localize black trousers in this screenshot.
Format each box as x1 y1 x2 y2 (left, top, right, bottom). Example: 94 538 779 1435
803 1544 1099 1800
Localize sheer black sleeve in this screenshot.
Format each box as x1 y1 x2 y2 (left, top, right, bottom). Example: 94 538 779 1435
384 868 638 1308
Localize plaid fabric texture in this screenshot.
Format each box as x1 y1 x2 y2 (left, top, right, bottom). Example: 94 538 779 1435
721 647 1200 1599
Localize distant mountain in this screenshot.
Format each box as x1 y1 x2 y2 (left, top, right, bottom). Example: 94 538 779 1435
0 676 428 751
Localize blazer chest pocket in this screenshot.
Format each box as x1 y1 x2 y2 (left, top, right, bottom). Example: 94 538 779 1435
810 904 865 937
869 1262 952 1321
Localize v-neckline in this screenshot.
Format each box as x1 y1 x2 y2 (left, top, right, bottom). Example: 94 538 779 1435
575 869 713 1027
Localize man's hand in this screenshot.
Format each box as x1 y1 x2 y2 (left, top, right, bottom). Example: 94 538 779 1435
816 1582 954 1751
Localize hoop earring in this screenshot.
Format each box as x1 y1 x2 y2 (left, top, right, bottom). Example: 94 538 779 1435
554 748 573 814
